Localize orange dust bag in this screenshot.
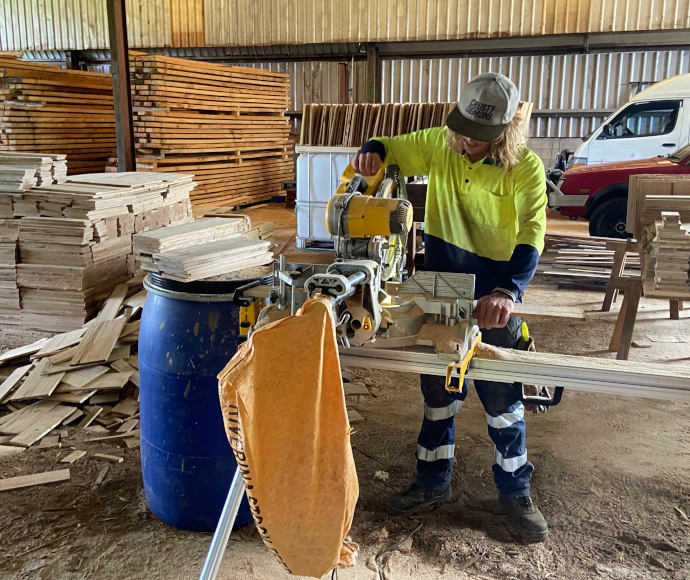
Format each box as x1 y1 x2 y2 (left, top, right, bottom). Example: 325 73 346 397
218 297 359 578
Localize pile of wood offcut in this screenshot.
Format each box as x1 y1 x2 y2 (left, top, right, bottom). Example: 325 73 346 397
122 53 294 208
134 215 274 282
0 161 195 348
0 56 115 174
0 284 143 458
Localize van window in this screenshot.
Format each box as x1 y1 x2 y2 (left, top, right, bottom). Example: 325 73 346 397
600 100 681 139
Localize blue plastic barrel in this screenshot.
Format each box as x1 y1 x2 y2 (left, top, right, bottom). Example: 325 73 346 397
139 273 258 532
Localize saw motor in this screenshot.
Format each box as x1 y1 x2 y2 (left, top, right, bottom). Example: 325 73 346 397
299 164 412 344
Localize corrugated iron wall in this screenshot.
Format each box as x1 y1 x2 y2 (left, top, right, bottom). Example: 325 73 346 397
170 0 204 47
2 0 690 50
0 0 109 50
382 50 690 137
126 0 171 47
202 0 690 45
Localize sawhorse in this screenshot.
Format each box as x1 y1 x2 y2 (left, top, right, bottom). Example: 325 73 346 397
603 239 684 360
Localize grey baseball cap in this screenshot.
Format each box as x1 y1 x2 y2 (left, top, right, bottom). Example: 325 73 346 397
445 72 519 142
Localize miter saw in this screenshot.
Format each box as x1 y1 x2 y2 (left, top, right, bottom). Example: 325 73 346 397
251 163 483 389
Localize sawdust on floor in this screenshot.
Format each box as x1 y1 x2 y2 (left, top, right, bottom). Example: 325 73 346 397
1 283 689 579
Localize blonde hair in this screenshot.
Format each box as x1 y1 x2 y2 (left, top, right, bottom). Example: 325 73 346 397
446 110 528 171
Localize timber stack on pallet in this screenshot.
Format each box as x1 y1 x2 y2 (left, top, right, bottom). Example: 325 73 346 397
0 164 195 348
536 233 640 288
119 53 293 208
0 285 144 457
0 56 116 174
300 101 533 146
133 215 274 282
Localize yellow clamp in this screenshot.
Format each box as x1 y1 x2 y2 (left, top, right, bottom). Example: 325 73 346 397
444 332 482 392
239 301 262 337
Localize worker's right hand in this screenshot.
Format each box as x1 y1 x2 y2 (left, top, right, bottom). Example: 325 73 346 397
352 152 382 176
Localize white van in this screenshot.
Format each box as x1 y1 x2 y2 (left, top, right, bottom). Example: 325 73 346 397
568 73 690 168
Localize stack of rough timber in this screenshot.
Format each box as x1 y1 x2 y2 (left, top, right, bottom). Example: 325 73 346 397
644 212 690 298
0 284 144 456
537 233 640 288
300 101 533 146
0 56 115 174
122 53 293 208
134 215 274 282
0 166 195 348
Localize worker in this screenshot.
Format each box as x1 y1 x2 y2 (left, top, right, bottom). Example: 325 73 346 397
352 72 548 543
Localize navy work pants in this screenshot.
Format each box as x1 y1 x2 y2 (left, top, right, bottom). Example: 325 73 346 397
414 316 533 498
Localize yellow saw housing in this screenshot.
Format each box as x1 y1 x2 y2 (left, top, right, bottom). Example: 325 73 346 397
326 194 413 238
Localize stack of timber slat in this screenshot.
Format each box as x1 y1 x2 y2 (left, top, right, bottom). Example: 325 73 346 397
0 285 144 456
626 174 690 276
0 56 116 174
0 163 195 348
644 212 690 298
300 101 533 146
134 215 274 282
121 53 293 208
0 153 67 345
536 234 640 288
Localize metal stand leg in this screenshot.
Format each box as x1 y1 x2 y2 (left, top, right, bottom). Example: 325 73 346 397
199 468 246 580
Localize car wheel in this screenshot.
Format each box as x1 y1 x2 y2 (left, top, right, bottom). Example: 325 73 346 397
588 197 631 239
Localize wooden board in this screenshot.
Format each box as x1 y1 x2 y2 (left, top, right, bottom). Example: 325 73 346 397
95 283 128 321
0 363 32 402
71 319 127 365
513 303 587 321
61 365 110 389
0 468 70 492
0 337 49 366
8 358 64 401
9 403 75 447
93 452 123 463
60 449 86 463
77 405 103 428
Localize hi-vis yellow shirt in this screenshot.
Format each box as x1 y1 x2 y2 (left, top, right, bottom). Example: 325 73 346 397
373 127 547 261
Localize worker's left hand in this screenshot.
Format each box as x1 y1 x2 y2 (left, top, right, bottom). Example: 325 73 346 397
473 292 514 330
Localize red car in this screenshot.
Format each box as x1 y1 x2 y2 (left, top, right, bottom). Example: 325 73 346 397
548 143 690 238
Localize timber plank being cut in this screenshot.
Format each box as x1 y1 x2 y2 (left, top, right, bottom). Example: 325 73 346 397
512 303 587 321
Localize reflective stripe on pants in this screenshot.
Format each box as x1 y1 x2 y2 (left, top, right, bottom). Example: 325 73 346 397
416 318 534 498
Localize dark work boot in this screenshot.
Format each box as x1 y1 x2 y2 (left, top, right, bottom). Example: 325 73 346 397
499 495 549 543
385 483 451 516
